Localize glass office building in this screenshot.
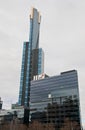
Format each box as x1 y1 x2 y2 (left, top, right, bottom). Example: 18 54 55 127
30 70 81 129
18 8 44 107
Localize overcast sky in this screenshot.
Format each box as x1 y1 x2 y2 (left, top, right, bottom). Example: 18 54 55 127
0 0 85 128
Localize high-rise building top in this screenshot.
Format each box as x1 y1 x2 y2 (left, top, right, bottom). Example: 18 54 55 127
30 8 41 23
29 8 41 50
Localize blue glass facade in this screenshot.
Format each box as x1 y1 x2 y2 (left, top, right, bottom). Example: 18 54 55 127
18 42 31 106
30 70 81 129
18 8 44 107
38 48 44 75
29 8 40 50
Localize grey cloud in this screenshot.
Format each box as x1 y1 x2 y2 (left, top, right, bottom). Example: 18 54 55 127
0 0 85 128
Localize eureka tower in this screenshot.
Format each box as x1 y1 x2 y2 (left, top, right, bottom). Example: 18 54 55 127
18 8 44 107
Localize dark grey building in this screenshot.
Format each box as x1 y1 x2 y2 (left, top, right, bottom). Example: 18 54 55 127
30 70 81 129
0 97 3 110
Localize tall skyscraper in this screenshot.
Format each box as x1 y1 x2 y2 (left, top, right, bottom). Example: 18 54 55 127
18 8 44 107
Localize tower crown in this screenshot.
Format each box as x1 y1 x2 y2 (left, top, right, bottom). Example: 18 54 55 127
30 7 41 23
